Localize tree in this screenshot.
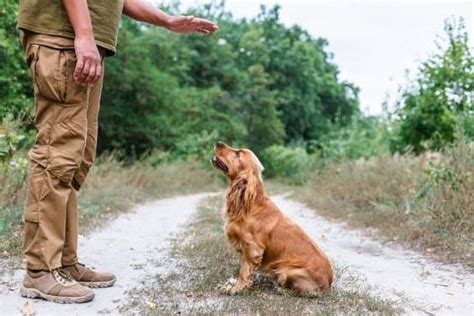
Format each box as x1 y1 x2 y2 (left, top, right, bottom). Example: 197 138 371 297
0 0 33 120
392 18 473 153
99 18 246 156
240 64 285 154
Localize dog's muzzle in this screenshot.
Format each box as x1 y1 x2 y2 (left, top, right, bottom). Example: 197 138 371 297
211 156 228 173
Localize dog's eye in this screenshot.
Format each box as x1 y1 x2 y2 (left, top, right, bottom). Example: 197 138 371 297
235 150 241 157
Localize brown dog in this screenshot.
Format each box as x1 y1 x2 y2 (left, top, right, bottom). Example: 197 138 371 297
212 142 333 296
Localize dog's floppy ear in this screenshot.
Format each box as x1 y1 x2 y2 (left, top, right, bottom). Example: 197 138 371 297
227 170 258 216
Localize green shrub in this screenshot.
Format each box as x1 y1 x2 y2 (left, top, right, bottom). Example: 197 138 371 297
391 18 473 154
0 116 29 255
0 0 34 120
317 116 390 161
171 130 220 161
262 145 315 184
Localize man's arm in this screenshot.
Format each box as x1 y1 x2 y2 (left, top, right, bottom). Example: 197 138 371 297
123 1 218 34
63 0 102 86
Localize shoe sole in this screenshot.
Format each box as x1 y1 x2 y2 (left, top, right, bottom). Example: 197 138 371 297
20 287 95 304
80 277 116 288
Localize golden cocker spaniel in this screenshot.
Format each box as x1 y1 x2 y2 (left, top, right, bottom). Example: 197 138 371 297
212 142 333 296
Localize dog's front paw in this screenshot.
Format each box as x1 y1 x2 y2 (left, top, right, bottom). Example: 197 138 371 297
228 280 252 295
228 284 245 295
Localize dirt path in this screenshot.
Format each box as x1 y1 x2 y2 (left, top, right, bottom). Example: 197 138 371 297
0 193 472 315
0 193 213 315
273 195 473 315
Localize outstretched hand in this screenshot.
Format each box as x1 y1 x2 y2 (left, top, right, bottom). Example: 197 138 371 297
166 15 218 34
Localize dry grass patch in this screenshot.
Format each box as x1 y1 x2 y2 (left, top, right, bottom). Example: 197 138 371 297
293 142 474 269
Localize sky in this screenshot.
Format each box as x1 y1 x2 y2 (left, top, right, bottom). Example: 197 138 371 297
175 0 473 115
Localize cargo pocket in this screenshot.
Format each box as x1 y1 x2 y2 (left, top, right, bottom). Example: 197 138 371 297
63 50 89 106
26 44 39 92
24 169 51 223
33 45 65 103
33 46 87 106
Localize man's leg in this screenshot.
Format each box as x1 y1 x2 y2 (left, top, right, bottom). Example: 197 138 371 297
22 40 94 303
24 163 72 271
62 71 103 266
23 43 89 270
61 59 116 288
61 189 79 266
71 72 104 191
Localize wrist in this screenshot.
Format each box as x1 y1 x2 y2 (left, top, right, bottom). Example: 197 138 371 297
74 27 94 40
159 13 173 29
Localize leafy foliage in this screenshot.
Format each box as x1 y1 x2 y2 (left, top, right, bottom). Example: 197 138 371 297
317 116 391 161
99 4 358 157
0 0 33 120
262 145 315 184
0 114 25 165
392 18 473 153
0 116 28 244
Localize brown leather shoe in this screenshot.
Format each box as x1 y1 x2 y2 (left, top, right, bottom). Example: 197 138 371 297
63 263 116 288
21 269 95 304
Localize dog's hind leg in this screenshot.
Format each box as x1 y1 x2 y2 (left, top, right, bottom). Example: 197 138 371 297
283 269 326 297
289 276 322 297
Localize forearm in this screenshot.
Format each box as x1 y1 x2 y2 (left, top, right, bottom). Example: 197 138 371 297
62 0 94 38
123 0 171 28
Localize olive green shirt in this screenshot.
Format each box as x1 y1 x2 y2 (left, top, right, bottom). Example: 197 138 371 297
18 0 124 54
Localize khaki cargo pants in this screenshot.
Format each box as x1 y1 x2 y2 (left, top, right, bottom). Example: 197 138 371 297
22 32 104 271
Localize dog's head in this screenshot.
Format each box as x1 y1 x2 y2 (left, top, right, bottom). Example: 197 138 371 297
212 142 265 214
211 141 264 180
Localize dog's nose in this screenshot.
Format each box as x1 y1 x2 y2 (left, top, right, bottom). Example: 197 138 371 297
216 141 225 148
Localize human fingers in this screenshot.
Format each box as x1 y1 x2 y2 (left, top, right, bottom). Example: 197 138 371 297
92 60 103 85
197 28 210 34
74 55 85 84
195 18 218 32
85 54 102 85
79 59 92 85
83 63 97 85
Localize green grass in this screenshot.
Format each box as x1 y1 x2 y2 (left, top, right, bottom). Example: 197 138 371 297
121 196 400 315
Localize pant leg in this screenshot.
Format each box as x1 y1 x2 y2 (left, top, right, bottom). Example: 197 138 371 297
23 40 90 271
71 62 104 190
61 188 79 266
24 162 71 271
61 60 105 264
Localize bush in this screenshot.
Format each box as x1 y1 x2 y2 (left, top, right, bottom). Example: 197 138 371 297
0 0 34 120
0 116 29 255
317 116 390 161
391 18 473 153
171 130 220 161
414 140 473 244
262 145 315 184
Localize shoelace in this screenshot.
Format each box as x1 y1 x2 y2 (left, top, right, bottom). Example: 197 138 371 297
77 262 96 271
53 268 76 286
